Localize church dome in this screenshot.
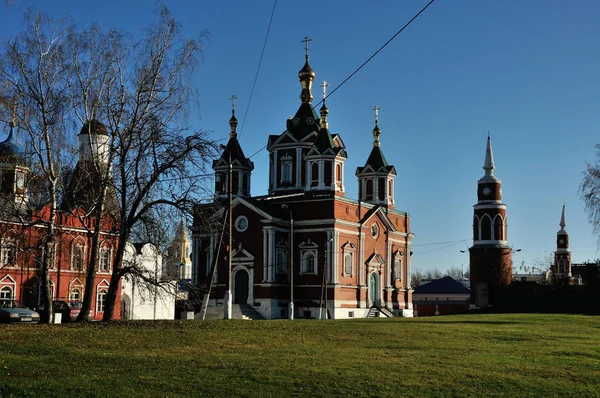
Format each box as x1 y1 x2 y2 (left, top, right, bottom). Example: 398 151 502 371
298 58 316 81
79 119 108 136
0 128 25 164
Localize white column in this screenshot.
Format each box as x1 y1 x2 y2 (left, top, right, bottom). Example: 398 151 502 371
386 239 392 288
384 177 389 205
237 170 243 196
263 229 268 282
268 229 276 282
296 147 302 188
359 234 365 286
318 160 324 189
333 231 340 283
326 231 333 284
248 268 254 303
273 150 278 189
330 161 335 188
406 241 412 290
390 178 394 204
305 162 310 190
373 177 379 203
340 162 345 192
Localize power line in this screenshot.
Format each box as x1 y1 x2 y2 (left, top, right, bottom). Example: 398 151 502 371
315 0 436 107
412 239 469 247
239 0 278 137
412 240 468 256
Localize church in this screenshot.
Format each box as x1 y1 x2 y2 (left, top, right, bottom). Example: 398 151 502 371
191 40 414 319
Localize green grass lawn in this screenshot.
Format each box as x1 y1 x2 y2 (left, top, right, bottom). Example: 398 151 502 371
1 313 599 397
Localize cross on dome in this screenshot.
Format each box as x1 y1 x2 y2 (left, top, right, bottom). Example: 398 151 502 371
320 81 329 101
229 94 237 113
373 105 381 124
301 36 312 58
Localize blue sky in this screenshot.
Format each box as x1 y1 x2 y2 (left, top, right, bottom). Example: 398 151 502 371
2 0 600 272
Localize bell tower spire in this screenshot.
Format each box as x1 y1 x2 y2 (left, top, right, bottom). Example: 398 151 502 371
298 36 315 104
468 134 512 308
553 203 572 284
229 94 238 138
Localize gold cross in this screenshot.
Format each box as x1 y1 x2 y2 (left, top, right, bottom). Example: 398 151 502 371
320 81 329 101
230 94 237 112
373 105 381 123
301 36 312 57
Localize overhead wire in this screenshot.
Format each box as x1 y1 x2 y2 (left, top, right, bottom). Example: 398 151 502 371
238 0 278 137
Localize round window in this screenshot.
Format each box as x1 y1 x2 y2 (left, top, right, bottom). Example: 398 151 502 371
235 216 248 232
371 223 379 239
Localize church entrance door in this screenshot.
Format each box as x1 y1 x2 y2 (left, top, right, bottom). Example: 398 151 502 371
234 269 249 304
369 273 378 306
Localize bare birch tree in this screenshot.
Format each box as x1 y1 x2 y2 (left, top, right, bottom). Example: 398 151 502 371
581 144 600 246
0 11 74 323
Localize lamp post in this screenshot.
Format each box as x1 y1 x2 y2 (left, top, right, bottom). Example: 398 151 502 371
282 204 293 320
221 144 233 320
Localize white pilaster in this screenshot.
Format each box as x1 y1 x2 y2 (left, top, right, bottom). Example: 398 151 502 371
268 229 276 282
384 177 389 205
359 234 365 286
318 160 324 189
333 231 340 283
296 147 302 188
373 178 379 203
263 229 268 282
386 239 392 288
340 162 345 192
237 170 243 196
273 150 278 190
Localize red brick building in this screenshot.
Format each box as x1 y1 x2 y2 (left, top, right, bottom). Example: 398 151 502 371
0 120 120 320
469 135 513 307
192 45 414 319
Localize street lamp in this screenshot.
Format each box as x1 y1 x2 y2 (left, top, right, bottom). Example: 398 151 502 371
220 144 233 320
282 204 294 320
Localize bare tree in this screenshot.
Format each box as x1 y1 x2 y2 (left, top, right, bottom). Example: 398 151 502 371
581 144 600 246
98 6 214 321
444 266 464 280
0 11 74 323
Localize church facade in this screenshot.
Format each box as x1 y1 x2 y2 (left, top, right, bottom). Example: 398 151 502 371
192 43 414 319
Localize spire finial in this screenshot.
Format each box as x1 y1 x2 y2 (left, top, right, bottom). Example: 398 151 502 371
560 203 567 230
229 94 237 114
229 94 238 137
320 81 329 102
373 105 381 124
483 133 495 176
372 105 381 147
302 36 312 59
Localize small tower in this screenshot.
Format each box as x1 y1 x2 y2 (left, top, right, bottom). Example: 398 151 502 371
0 115 29 219
469 135 512 307
213 96 254 199
553 204 572 285
304 81 347 193
165 219 192 280
62 120 119 215
355 106 396 207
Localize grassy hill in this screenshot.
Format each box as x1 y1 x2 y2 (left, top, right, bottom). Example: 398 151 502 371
1 313 599 397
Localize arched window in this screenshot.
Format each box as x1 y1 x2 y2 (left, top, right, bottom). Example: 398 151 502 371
343 252 353 276
98 245 111 272
311 163 319 187
1 236 16 266
303 252 316 274
69 288 81 301
0 285 13 299
281 162 292 183
473 216 480 241
336 164 342 183
242 174 249 195
480 215 492 240
365 179 373 201
71 239 86 271
394 256 403 280
96 289 108 312
493 215 504 241
388 180 393 201
277 249 288 274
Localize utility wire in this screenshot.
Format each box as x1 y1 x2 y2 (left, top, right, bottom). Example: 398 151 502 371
315 0 436 107
412 239 469 247
239 0 278 137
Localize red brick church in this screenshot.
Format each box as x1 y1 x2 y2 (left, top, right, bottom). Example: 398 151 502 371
192 41 414 319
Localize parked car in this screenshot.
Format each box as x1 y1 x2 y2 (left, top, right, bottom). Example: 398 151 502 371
37 300 87 322
0 299 40 323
